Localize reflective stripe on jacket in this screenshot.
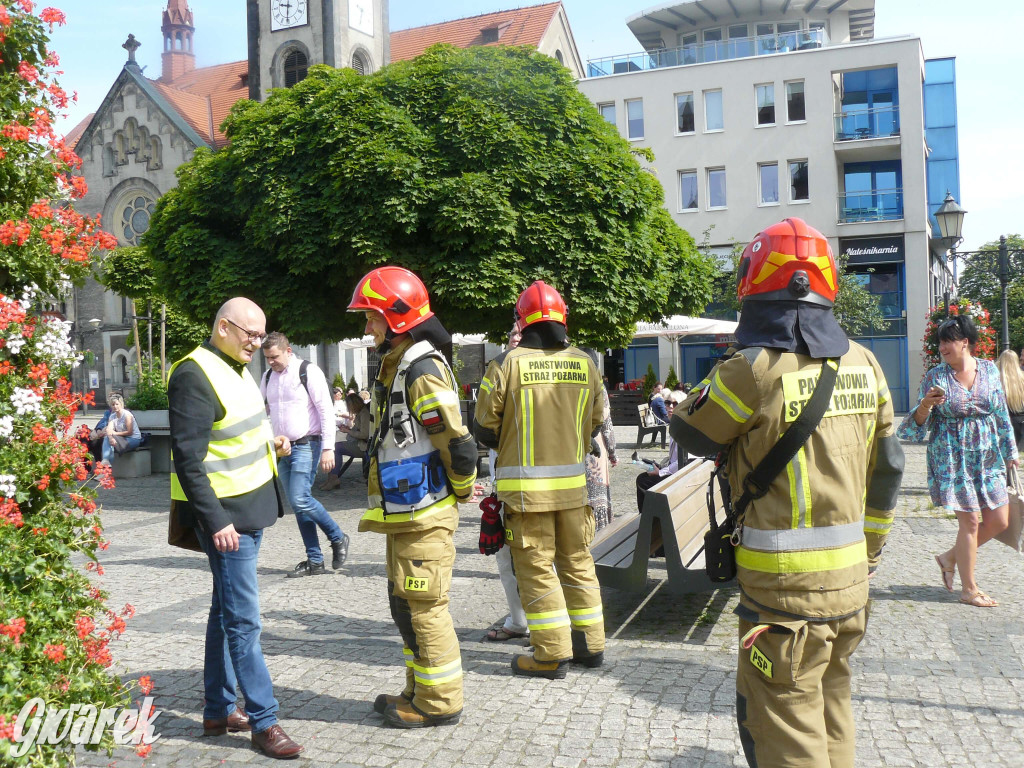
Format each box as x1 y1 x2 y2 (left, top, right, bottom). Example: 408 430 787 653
169 346 277 501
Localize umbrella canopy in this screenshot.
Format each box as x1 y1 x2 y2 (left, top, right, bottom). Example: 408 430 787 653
633 315 737 338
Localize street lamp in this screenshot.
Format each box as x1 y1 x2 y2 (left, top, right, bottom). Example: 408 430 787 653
934 192 1021 352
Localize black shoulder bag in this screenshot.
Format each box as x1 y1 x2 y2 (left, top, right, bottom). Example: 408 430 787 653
704 357 840 583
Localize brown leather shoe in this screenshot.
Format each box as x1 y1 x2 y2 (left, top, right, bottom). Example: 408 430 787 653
202 706 251 736
251 724 304 759
383 700 461 729
373 691 412 715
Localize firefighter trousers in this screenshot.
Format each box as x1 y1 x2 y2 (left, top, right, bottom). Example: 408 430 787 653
385 525 463 717
736 607 868 768
504 505 604 662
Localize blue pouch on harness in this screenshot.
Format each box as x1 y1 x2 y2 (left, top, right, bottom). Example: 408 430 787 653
380 453 447 507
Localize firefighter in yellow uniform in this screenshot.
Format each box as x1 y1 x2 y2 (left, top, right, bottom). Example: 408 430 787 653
347 267 478 728
671 219 904 768
473 281 606 678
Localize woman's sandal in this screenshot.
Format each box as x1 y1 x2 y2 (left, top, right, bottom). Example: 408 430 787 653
959 590 998 608
935 555 955 592
482 625 528 642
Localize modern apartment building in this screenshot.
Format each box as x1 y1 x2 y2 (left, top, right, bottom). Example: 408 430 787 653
577 0 960 411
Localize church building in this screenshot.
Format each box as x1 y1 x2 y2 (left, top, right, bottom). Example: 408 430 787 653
65 0 582 402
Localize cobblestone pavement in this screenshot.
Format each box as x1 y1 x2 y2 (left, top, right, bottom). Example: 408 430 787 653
75 427 1024 767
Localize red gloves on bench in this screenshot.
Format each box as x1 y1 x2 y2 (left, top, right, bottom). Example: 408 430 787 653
478 493 505 555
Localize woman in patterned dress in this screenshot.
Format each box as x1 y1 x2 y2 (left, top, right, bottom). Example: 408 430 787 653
898 316 1019 607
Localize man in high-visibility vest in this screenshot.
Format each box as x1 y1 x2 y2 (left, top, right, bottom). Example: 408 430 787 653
671 219 905 768
347 267 478 728
473 281 606 678
169 297 302 759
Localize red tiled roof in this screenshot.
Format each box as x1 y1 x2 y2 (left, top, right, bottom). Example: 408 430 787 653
64 112 94 151
391 2 562 62
149 60 248 148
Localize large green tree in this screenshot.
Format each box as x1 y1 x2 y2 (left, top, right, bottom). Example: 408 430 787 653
956 234 1024 351
145 45 715 347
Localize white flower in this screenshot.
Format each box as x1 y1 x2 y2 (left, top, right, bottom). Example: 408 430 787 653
6 335 26 355
0 474 15 498
12 387 43 416
0 416 13 440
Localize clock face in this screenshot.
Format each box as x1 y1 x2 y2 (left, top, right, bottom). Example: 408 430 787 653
271 0 308 31
349 0 373 36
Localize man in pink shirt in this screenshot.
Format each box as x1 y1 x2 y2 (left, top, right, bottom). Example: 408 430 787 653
261 332 350 577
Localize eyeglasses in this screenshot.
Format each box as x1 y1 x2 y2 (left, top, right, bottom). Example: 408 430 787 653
224 317 265 346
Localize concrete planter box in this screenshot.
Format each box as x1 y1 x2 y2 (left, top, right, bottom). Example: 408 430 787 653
132 410 169 430
132 410 170 472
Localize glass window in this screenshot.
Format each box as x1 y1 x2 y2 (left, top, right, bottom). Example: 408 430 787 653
704 89 723 131
598 103 616 126
777 21 799 51
676 92 694 133
786 80 805 122
626 98 644 139
703 28 722 42
789 160 809 201
728 24 748 38
756 84 775 125
707 168 727 209
679 171 698 210
759 163 779 204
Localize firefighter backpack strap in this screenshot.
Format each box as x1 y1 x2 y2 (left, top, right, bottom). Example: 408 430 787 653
734 357 840 517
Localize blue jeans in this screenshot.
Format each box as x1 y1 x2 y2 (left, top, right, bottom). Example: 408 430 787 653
278 438 344 564
195 527 279 733
100 435 142 463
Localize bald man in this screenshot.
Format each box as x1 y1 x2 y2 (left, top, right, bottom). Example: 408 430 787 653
168 298 304 759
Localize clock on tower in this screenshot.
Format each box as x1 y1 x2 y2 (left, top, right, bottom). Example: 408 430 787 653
271 0 308 31
349 0 373 35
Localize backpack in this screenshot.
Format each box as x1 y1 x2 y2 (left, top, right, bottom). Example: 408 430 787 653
262 359 311 406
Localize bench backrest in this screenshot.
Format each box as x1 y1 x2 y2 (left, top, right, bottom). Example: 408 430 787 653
637 403 654 427
645 459 724 568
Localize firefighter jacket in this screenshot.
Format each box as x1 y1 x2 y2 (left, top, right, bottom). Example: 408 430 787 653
170 345 278 502
672 342 905 621
358 337 478 536
474 344 605 512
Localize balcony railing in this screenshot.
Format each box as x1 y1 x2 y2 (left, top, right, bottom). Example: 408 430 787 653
586 28 829 77
834 106 901 141
838 188 904 223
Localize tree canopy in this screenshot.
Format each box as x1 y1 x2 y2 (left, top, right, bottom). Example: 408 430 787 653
145 44 715 347
956 234 1024 351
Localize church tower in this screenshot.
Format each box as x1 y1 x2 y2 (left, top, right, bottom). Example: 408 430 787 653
248 0 390 101
160 0 196 82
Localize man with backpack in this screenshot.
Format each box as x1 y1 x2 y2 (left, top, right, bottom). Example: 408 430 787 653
261 332 349 577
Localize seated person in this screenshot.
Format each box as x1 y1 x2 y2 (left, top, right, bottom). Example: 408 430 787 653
84 399 115 466
332 387 349 419
635 402 692 511
99 393 142 466
650 384 670 425
321 393 369 489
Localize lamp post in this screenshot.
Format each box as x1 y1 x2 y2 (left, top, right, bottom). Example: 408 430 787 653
933 192 1021 352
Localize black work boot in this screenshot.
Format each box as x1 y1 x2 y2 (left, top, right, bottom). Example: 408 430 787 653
331 533 350 569
571 629 604 668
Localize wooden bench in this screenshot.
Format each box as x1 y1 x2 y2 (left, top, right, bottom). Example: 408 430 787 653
111 446 152 478
636 404 666 448
590 459 726 594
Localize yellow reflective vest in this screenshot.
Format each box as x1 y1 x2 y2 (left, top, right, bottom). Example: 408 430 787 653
673 343 904 620
475 345 605 512
169 346 277 501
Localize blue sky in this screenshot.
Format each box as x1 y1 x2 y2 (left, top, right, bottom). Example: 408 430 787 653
48 0 1023 251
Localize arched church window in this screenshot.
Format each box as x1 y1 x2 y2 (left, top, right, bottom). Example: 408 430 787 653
351 51 368 75
119 193 157 245
284 50 308 87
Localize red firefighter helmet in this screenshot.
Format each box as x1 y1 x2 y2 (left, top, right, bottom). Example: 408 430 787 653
736 218 838 306
347 266 434 333
515 280 568 329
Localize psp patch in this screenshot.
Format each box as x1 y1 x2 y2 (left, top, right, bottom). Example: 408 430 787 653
421 409 445 434
749 644 773 679
404 576 429 592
